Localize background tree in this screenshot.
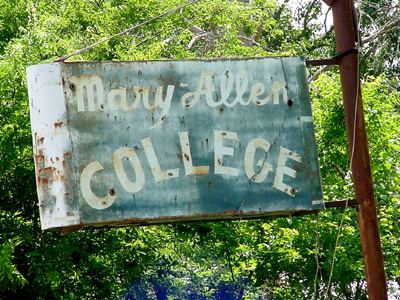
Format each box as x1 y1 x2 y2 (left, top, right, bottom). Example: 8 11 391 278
0 0 399 299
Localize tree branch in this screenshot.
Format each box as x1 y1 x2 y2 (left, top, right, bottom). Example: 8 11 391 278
308 65 334 84
362 18 400 44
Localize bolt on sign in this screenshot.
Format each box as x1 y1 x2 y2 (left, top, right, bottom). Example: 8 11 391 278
27 57 324 231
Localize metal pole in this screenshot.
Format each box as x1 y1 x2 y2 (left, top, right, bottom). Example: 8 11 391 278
323 0 387 298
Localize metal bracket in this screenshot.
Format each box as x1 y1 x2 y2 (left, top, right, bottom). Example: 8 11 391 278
292 199 359 217
305 48 358 66
324 199 359 209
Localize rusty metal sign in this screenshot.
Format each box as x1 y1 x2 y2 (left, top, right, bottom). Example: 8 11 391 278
27 57 323 231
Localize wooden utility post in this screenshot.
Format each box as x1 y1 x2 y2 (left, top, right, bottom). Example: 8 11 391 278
323 0 387 298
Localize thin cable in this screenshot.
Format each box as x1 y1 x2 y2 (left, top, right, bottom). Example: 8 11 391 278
312 214 322 299
54 0 202 62
322 200 349 299
350 0 362 173
323 0 363 298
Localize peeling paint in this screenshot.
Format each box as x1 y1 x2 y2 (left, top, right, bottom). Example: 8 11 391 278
54 120 64 128
27 57 323 231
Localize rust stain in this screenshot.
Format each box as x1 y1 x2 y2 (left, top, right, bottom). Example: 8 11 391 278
28 58 323 232
60 225 84 234
54 120 64 128
35 154 45 163
48 206 320 232
190 166 209 175
34 132 39 145
39 167 53 174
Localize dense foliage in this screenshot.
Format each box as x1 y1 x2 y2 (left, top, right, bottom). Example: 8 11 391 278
0 0 399 299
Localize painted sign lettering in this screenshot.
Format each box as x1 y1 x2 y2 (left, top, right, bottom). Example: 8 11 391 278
27 58 323 231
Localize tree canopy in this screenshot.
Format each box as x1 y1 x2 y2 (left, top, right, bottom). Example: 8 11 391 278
0 0 399 299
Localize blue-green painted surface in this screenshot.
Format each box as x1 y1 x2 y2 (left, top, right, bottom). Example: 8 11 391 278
28 57 323 230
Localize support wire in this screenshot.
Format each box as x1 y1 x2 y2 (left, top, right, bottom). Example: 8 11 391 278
54 0 202 62
322 0 362 298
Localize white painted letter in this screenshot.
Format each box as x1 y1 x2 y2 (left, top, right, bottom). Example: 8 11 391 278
151 85 175 128
199 70 219 107
179 131 209 175
113 147 145 194
214 130 239 176
273 147 302 196
235 70 250 106
271 82 289 105
181 91 197 109
220 70 234 104
80 161 117 210
70 75 104 112
142 137 179 183
244 138 273 183
181 70 221 108
249 83 267 105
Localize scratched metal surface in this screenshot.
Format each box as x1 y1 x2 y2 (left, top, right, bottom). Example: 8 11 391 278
27 57 323 231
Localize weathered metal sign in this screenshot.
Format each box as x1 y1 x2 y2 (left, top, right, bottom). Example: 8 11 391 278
27 57 323 231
